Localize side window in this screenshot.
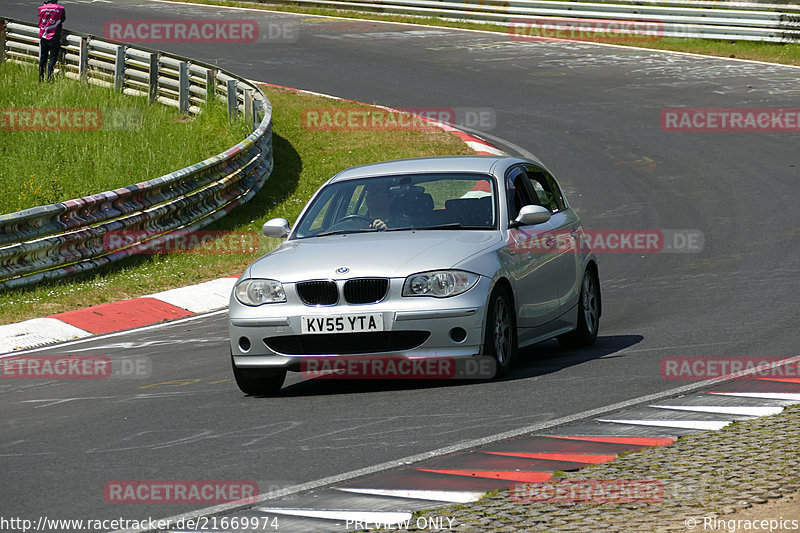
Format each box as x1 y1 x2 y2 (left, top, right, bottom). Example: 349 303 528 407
524 166 565 213
505 166 537 222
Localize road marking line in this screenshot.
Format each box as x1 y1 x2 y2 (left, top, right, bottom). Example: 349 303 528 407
707 392 800 402
254 508 412 522
597 419 731 431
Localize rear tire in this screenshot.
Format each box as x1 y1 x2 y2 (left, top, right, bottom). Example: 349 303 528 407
231 353 286 396
484 285 518 378
558 269 600 349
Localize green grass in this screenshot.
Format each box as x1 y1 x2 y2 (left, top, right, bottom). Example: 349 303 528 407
0 61 253 215
0 83 470 324
160 0 800 66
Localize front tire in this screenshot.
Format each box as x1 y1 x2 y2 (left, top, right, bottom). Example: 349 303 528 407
484 285 518 378
231 353 286 396
558 268 600 349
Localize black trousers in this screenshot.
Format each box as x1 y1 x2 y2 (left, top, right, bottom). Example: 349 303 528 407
39 36 61 81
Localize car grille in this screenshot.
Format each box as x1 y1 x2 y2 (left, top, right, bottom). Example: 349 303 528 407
296 281 338 306
343 278 389 304
264 331 430 355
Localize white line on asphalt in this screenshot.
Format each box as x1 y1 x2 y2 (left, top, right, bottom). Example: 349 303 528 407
708 392 800 402
254 508 412 523
596 419 731 431
455 124 536 159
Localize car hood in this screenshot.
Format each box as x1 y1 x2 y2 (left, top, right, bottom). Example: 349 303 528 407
248 230 501 282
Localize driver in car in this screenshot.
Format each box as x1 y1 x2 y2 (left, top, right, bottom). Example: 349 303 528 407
366 184 411 231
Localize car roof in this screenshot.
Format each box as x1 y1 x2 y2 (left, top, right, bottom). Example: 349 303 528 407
329 155 545 183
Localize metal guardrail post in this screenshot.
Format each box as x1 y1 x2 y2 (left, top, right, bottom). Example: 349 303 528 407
78 37 88 81
0 20 6 64
148 52 159 103
114 44 125 92
226 79 238 120
178 61 189 114
206 68 216 105
244 89 254 127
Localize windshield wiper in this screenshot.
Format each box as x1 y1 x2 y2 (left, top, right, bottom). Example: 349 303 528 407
315 228 378 237
410 223 492 231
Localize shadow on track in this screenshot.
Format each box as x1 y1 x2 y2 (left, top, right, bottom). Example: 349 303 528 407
269 334 644 397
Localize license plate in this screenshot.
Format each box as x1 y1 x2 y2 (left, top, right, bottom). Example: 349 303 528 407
300 313 384 334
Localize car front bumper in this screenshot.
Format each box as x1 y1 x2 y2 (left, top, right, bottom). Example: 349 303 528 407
229 277 491 371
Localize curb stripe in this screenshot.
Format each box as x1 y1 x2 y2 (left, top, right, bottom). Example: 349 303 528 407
416 469 553 482
49 298 194 334
483 451 617 464
755 377 800 384
650 405 784 417
336 488 484 503
544 435 676 446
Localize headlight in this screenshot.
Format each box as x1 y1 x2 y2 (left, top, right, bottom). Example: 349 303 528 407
403 270 479 298
234 279 286 306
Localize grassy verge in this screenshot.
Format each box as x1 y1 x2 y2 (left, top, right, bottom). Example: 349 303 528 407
0 84 471 325
161 0 800 66
0 61 253 214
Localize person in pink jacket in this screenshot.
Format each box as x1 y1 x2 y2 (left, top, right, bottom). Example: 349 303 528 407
38 0 66 81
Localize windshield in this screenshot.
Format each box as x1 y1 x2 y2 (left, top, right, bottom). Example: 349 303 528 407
294 173 497 239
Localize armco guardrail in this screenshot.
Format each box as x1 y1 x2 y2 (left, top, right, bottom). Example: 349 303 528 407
0 18 273 289
266 0 800 41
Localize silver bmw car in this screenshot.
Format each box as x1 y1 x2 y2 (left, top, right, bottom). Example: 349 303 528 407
229 155 600 395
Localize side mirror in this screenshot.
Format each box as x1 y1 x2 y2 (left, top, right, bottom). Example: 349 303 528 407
262 218 290 238
512 205 551 227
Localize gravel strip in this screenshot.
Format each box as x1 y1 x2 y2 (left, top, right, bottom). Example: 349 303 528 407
394 405 800 532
